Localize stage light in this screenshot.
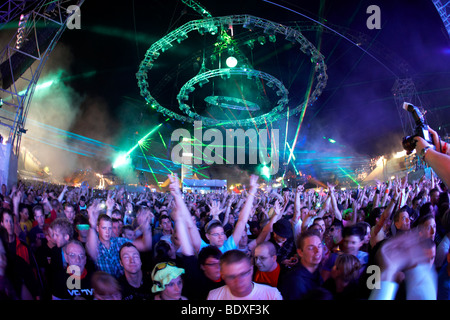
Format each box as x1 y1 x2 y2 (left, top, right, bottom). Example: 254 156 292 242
226 56 238 68
258 36 266 45
113 152 131 169
261 165 270 179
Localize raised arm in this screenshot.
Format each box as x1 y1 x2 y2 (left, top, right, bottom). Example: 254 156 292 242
168 174 201 254
255 200 282 245
232 175 259 246
132 207 153 252
371 187 399 239
57 185 68 203
370 230 437 300
328 183 342 221
86 199 101 263
293 185 304 225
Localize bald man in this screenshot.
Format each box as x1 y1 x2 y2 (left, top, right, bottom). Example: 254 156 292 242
253 241 281 287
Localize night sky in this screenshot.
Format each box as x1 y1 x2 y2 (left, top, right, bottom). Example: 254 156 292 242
11 0 450 186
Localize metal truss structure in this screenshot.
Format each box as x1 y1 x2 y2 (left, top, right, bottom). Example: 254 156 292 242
433 0 450 39
137 14 328 128
0 0 84 155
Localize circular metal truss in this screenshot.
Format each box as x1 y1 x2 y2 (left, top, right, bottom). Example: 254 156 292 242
178 67 288 126
137 14 328 127
204 95 261 112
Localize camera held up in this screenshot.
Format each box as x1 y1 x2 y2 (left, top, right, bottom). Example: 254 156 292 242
402 102 434 154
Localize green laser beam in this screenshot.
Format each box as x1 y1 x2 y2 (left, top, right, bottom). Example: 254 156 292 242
139 144 161 190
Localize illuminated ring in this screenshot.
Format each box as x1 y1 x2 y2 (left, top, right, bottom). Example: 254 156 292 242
204 96 261 111
137 15 328 126
177 67 288 127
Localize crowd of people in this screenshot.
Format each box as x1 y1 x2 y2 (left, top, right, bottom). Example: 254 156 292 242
0 129 449 301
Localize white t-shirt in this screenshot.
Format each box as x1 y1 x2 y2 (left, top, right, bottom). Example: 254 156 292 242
207 282 283 300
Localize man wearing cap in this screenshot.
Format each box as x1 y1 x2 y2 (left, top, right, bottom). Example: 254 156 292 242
269 218 296 269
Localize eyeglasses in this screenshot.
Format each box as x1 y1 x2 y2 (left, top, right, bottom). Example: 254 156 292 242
66 253 86 260
254 255 269 262
222 268 252 281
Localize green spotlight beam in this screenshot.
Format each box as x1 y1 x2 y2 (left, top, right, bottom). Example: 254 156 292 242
139 144 161 190
338 166 360 187
113 124 162 169
284 107 290 163
192 136 231 164
129 124 162 155
150 153 174 175
158 131 167 150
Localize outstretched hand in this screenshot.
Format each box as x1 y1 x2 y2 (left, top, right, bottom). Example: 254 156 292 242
208 200 224 219
168 174 181 196
248 175 259 191
87 199 102 228
376 230 431 281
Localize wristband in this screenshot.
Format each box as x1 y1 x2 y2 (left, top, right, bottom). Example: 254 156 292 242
442 142 448 155
420 145 435 162
385 189 389 194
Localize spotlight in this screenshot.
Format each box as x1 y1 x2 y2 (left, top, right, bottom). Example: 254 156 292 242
226 56 238 68
258 36 266 45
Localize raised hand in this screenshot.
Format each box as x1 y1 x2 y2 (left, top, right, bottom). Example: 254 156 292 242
248 175 260 191
376 230 431 281
296 184 305 193
208 200 224 219
168 174 181 196
87 199 102 228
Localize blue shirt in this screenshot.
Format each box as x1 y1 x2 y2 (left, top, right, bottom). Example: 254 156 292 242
199 235 237 253
96 237 131 278
278 263 323 300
